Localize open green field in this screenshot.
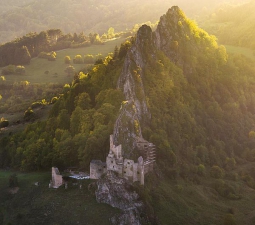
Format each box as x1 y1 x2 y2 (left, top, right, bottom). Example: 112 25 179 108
2 37 126 85
0 170 119 225
224 45 255 61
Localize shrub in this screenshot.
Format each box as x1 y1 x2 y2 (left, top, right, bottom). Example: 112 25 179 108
210 165 224 179
38 52 49 59
51 96 58 104
15 65 26 74
39 51 56 61
84 54 94 64
241 174 255 189
31 101 43 109
73 55 83 64
24 108 35 121
213 179 241 199
225 157 236 171
64 56 71 64
65 65 75 76
0 119 9 128
197 164 205 176
1 65 15 75
48 54 56 61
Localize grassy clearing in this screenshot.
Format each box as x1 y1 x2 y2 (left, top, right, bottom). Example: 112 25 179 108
2 37 126 85
224 45 255 61
1 166 255 225
0 170 119 225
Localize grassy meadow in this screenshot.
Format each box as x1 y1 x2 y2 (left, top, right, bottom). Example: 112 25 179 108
2 37 126 85
224 45 255 61
0 170 119 225
2 165 255 225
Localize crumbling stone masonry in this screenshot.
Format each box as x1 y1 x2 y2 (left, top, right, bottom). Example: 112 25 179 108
90 135 155 185
90 160 107 179
49 167 63 188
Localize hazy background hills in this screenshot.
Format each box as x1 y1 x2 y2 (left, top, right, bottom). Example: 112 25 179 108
201 0 255 49
0 0 248 44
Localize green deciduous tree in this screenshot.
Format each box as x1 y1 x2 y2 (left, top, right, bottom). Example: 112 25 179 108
64 55 71 64
15 65 26 74
107 27 115 39
14 46 31 65
65 65 75 76
75 92 91 110
84 54 94 64
73 55 83 64
210 165 224 179
24 108 35 121
57 109 70 130
197 164 205 176
0 118 9 128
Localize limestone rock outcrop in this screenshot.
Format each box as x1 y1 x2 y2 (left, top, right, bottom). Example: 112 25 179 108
114 25 155 158
96 172 144 225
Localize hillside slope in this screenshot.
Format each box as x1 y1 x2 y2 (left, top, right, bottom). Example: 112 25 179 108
1 5 255 225
201 0 255 49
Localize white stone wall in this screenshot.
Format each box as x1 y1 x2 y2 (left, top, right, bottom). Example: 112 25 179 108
90 161 107 179
52 167 63 188
133 163 138 182
110 135 122 159
123 159 135 181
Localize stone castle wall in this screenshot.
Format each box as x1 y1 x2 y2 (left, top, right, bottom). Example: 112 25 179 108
90 160 107 179
90 135 155 185
51 167 63 188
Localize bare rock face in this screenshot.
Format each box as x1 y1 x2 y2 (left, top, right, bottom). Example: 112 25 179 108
114 25 155 158
114 7 192 156
113 7 207 157
154 6 190 72
96 172 144 225
113 101 142 159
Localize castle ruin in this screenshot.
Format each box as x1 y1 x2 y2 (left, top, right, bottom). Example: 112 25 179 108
90 135 156 185
49 167 63 188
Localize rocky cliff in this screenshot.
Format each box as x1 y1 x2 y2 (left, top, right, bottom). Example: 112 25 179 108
114 25 155 158
113 6 224 159
96 172 144 225
95 6 225 224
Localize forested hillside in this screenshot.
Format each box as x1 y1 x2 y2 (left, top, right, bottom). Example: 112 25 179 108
1 5 255 224
0 0 246 44
201 1 255 49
